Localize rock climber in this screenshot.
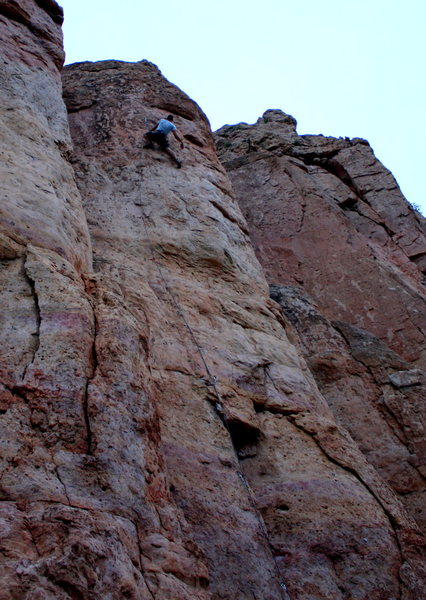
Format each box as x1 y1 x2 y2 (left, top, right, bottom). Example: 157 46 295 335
144 114 184 168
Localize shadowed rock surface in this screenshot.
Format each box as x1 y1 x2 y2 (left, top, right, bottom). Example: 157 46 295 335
0 3 425 599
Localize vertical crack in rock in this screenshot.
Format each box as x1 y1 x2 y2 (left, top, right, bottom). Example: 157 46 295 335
129 511 156 600
330 321 412 449
143 242 291 597
22 256 42 381
375 394 426 486
83 310 98 455
283 165 307 235
235 468 292 600
149 268 289 596
334 324 425 483
329 325 411 447
197 378 291 597
129 513 144 573
82 277 100 456
82 385 93 455
23 519 41 558
52 456 71 506
208 198 249 235
297 199 307 234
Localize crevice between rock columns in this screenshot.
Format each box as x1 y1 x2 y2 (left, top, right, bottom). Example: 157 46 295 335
83 310 98 456
333 322 426 485
129 510 157 600
253 352 412 598
82 276 100 456
52 456 71 506
22 254 42 382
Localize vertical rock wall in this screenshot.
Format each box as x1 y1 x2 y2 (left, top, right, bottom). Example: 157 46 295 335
269 285 426 532
62 61 425 599
0 5 210 596
0 3 425 599
215 111 426 368
215 111 426 535
0 0 91 269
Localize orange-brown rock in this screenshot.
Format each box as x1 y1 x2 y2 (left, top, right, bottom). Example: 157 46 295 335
1 3 205 599
270 284 425 532
61 60 425 599
1 4 425 599
215 110 426 368
0 0 91 271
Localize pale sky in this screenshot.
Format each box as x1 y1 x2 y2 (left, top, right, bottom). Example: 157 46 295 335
60 0 425 214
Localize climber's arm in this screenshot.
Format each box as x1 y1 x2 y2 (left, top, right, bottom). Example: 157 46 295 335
173 128 184 148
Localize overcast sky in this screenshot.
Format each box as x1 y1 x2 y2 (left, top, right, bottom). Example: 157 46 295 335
60 0 425 214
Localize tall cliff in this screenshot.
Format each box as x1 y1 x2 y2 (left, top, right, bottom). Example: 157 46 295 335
0 2 425 599
215 111 426 367
215 112 426 533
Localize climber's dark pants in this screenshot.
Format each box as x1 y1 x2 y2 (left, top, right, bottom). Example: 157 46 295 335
146 131 169 150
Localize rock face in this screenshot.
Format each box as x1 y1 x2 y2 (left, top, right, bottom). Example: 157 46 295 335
215 111 426 368
0 0 91 270
269 285 426 532
64 60 425 598
0 4 425 600
215 110 426 532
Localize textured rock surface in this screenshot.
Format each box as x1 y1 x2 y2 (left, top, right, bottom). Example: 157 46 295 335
270 285 426 531
61 60 425 599
0 0 91 270
215 110 426 368
1 4 425 599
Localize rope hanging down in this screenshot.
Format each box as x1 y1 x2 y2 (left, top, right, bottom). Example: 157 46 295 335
138 197 292 600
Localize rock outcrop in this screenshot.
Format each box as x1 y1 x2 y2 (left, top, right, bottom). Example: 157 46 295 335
0 0 90 269
215 111 426 368
0 3 425 599
59 58 426 599
215 111 426 534
269 285 425 532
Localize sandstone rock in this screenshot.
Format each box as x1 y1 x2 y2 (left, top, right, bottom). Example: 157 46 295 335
62 61 425 598
0 3 192 598
215 110 426 367
0 0 91 271
270 284 426 531
1 4 425 597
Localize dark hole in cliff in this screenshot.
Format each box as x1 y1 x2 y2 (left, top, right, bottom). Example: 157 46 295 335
339 196 358 211
276 504 290 513
226 419 261 460
55 581 81 600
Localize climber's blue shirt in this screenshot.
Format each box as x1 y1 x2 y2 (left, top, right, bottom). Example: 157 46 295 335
155 119 177 135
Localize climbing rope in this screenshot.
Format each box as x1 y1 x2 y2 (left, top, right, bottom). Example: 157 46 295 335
138 194 292 600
